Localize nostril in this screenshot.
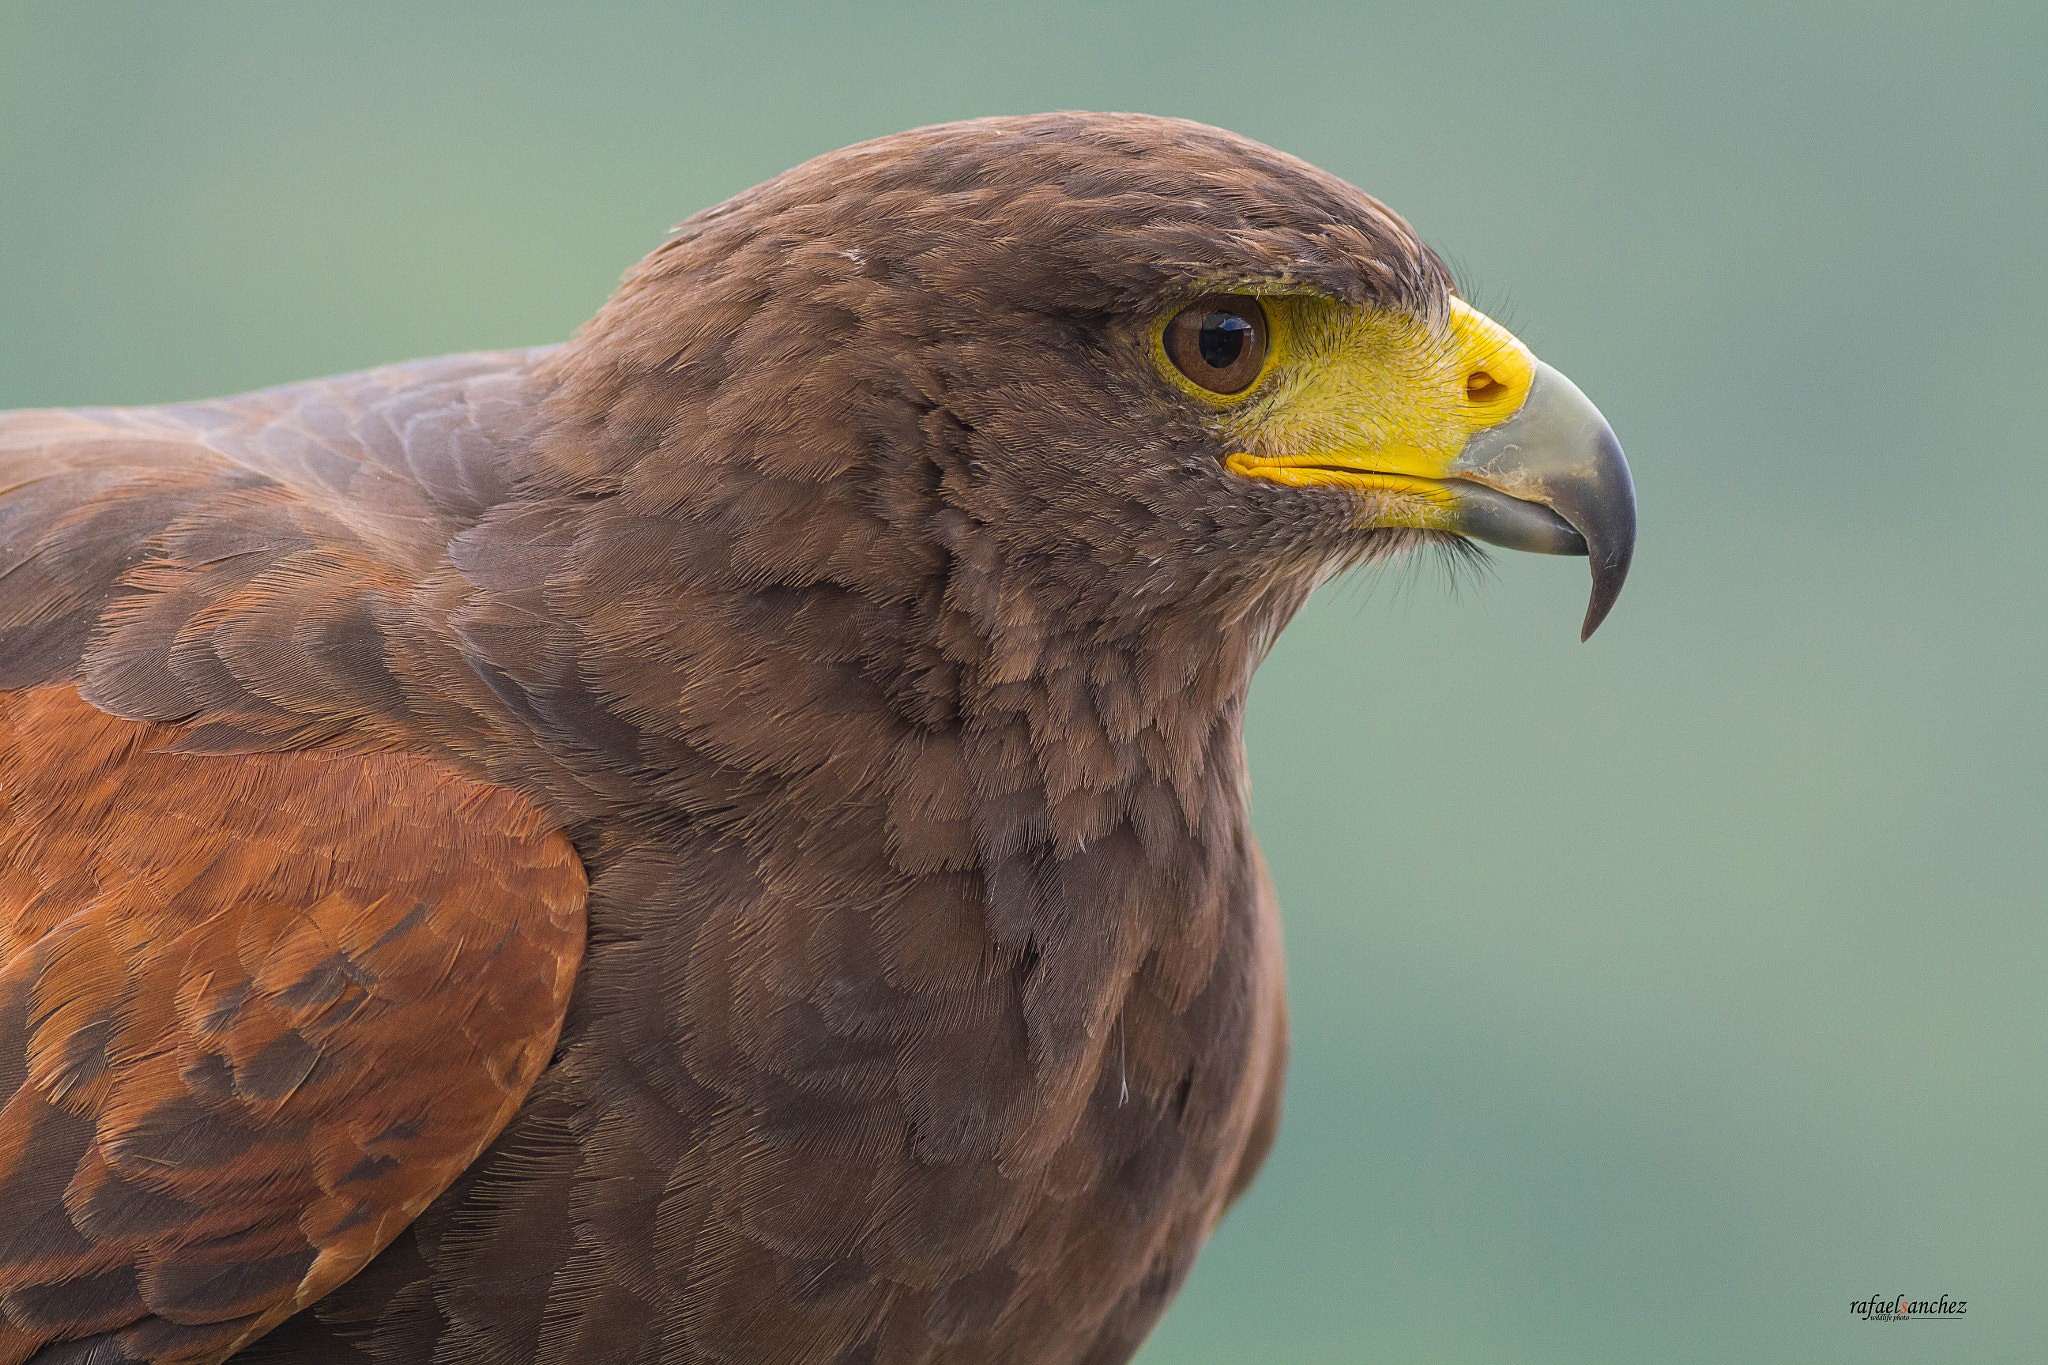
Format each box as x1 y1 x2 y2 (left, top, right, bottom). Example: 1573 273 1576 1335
1465 370 1510 402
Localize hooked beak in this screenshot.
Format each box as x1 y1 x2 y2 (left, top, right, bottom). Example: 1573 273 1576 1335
1444 359 1637 640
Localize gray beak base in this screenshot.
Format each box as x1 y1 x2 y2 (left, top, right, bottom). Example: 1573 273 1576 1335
1447 360 1638 640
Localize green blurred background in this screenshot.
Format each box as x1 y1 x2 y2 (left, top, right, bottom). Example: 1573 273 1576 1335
3 3 2041 1361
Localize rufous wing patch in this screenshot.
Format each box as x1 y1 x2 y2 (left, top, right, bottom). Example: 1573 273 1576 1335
0 686 587 1365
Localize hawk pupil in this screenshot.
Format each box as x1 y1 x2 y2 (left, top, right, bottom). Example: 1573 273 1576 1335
1198 312 1251 369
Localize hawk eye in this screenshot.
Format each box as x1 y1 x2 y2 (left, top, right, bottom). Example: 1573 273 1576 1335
1164 295 1268 395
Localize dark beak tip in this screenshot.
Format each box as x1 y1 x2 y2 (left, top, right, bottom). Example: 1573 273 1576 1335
1579 566 1626 640
1577 534 1635 641
1573 426 1636 643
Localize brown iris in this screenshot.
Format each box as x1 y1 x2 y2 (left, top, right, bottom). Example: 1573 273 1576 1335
1164 295 1268 394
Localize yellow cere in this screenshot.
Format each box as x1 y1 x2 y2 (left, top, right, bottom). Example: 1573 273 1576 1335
1161 295 1538 530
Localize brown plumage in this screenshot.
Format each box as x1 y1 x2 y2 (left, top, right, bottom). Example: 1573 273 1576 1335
0 113 1628 1364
